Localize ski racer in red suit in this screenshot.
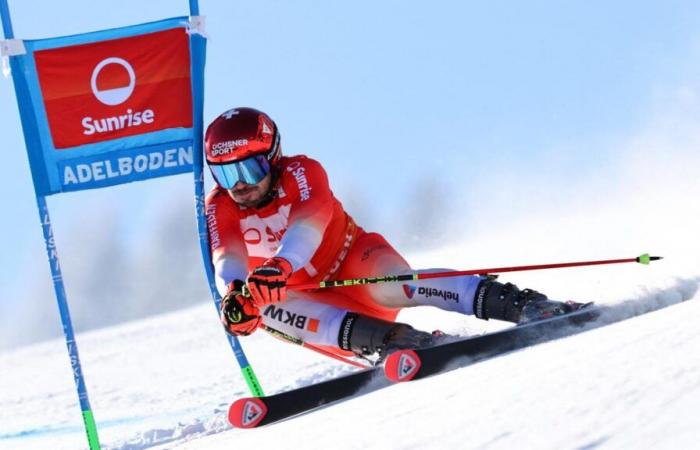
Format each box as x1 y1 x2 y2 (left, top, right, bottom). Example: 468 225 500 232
205 107 585 359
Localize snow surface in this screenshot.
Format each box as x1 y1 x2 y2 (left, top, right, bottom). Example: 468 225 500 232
1 256 698 450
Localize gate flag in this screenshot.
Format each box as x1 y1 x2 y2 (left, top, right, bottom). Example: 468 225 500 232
12 17 196 195
2 7 264 447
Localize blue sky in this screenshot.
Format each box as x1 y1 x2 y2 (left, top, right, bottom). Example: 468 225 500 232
1 0 700 347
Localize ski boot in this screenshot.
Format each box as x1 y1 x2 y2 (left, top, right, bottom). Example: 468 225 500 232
473 279 590 324
338 313 436 361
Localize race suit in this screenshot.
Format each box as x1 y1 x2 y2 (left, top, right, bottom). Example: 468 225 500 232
206 155 481 349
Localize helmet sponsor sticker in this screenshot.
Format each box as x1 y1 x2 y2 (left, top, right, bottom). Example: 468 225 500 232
211 139 249 156
221 108 240 119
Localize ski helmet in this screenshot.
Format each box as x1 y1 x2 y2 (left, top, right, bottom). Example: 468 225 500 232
205 107 281 189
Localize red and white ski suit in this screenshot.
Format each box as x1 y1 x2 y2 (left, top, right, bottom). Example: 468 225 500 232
206 155 481 349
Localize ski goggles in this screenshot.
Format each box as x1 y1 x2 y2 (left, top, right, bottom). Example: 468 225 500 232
208 155 271 189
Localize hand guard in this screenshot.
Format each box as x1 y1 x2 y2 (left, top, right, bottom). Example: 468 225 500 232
246 257 293 306
220 280 261 336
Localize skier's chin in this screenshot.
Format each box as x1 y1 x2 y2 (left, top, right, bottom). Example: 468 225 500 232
228 174 272 207
229 185 266 207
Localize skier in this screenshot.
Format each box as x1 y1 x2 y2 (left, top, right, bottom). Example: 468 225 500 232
205 107 586 360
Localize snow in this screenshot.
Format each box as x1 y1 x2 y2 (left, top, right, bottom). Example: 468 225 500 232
1 260 698 449
196 292 700 450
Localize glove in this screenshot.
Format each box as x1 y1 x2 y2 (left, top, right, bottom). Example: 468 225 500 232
246 257 294 306
220 280 261 336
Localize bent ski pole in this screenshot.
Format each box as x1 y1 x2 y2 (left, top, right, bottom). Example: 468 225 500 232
261 325 371 369
290 253 662 291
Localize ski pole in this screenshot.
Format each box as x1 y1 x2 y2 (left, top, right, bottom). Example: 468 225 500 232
238 291 370 368
290 253 662 291
261 325 371 369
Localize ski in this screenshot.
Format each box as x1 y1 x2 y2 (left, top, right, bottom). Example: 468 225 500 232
229 296 679 428
384 304 605 382
228 306 600 428
228 366 389 428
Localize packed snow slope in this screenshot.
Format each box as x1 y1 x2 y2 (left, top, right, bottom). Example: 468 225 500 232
1 252 698 450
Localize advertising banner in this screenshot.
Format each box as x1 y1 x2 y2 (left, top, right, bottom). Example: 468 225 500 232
12 17 198 195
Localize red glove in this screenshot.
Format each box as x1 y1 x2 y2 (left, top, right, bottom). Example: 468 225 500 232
246 257 294 306
220 280 261 336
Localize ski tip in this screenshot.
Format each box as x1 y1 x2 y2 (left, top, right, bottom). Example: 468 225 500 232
229 397 268 429
636 253 663 265
384 349 422 383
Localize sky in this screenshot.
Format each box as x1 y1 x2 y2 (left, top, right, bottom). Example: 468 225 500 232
1 0 700 349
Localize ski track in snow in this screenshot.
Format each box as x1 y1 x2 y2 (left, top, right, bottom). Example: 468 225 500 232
1 273 698 450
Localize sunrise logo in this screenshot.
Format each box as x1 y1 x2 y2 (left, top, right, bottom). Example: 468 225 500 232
90 57 135 106
83 57 155 136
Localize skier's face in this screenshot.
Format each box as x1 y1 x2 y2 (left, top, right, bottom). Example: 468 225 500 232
227 172 272 207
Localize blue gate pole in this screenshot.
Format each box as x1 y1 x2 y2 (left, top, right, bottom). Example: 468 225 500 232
1 2 101 448
188 0 264 397
37 197 102 449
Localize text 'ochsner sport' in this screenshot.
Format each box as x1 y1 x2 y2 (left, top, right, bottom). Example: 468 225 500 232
63 146 193 185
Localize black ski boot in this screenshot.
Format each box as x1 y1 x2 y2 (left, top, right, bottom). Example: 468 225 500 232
473 278 588 324
338 313 435 359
